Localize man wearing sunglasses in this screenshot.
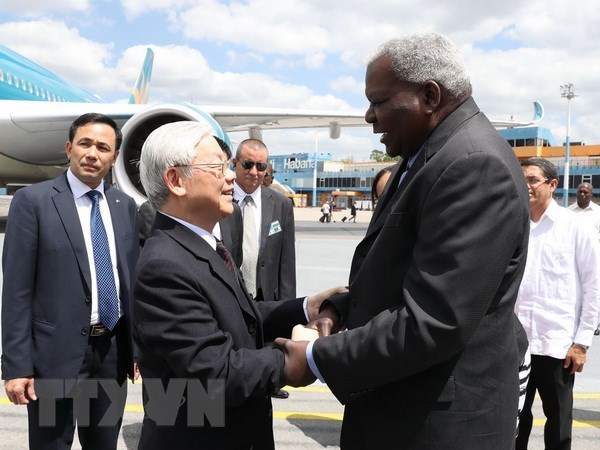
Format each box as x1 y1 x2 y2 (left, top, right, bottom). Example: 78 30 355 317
233 139 296 399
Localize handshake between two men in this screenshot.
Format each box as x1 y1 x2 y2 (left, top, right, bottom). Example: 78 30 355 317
274 287 347 388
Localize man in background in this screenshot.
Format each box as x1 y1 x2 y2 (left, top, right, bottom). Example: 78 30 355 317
568 181 600 238
515 158 600 449
2 113 139 449
233 139 296 399
262 162 275 188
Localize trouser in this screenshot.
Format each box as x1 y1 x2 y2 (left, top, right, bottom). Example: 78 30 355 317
516 355 574 450
27 323 128 450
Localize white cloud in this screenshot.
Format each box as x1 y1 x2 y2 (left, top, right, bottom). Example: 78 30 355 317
0 20 115 97
330 76 364 97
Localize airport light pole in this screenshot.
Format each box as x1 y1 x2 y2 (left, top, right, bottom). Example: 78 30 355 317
561 83 577 207
312 128 318 207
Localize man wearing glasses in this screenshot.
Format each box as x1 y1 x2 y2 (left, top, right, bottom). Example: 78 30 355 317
132 122 343 448
515 157 600 449
233 139 296 399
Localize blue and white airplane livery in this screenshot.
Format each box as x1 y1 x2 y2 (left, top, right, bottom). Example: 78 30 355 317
0 43 543 205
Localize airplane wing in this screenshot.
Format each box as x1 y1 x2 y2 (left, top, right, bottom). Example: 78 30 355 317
0 100 366 203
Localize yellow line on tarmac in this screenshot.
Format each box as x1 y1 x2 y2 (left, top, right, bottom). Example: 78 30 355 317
4 396 600 427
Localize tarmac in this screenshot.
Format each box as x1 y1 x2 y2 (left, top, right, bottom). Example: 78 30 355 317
1 202 600 448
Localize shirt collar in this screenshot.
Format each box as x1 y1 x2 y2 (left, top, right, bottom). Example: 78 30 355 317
158 212 217 250
67 169 105 200
537 198 561 224
233 181 261 206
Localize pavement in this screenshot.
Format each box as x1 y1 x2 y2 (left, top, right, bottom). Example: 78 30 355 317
0 203 599 448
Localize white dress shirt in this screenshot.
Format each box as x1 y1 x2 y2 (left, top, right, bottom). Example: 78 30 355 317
67 170 122 325
515 200 600 358
568 201 600 240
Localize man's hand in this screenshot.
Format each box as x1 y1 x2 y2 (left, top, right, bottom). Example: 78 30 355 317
564 345 587 374
4 377 36 405
274 338 316 387
306 286 348 321
305 317 335 337
133 361 141 381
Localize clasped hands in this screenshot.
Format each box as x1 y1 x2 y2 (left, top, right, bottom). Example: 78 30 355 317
274 286 346 388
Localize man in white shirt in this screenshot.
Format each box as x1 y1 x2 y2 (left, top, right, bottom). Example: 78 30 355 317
569 182 600 336
515 158 600 450
568 182 600 238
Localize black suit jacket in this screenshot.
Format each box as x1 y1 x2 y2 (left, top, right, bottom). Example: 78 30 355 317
132 213 306 449
1 173 139 385
255 186 296 301
313 98 530 449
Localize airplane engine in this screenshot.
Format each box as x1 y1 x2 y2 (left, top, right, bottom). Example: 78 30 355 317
113 103 231 206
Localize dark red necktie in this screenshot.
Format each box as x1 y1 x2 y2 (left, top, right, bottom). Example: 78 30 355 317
216 240 234 271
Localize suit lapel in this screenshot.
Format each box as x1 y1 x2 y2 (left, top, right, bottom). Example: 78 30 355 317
156 214 256 320
105 186 130 301
259 187 273 254
52 173 92 293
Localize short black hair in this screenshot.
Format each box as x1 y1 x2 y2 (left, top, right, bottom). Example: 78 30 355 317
520 157 558 182
68 113 122 151
372 165 395 202
214 136 232 159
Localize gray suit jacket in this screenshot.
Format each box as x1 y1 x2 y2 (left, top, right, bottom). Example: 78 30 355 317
255 186 296 302
313 98 530 449
1 172 139 383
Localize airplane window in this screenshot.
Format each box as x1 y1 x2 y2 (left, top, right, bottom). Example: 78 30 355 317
51 93 56 101
6 72 11 85
40 88 45 99
0 69 3 82
35 85 39 96
14 77 19 88
28 82 33 93
21 79 26 90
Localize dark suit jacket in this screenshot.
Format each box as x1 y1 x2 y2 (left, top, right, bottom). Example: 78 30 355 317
1 172 139 386
220 202 243 267
313 98 530 449
255 186 296 302
138 201 243 266
132 213 306 449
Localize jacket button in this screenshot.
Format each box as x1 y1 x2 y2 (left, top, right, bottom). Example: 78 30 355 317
248 323 256 334
85 295 91 304
81 327 89 335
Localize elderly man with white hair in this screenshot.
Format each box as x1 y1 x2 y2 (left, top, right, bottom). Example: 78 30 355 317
131 121 343 449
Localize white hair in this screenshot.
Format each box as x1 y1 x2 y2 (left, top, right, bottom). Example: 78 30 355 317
139 121 214 210
368 32 472 102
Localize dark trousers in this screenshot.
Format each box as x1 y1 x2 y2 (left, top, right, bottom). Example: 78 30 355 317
27 324 128 450
516 355 574 450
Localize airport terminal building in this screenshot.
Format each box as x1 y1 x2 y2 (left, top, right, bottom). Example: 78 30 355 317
270 127 600 210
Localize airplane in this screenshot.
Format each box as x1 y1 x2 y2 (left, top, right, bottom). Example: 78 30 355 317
0 43 544 205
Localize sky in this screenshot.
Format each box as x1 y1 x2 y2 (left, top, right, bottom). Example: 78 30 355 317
0 0 599 162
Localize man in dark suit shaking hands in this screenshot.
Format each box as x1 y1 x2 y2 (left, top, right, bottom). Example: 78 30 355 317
132 121 342 449
276 32 531 449
2 113 139 449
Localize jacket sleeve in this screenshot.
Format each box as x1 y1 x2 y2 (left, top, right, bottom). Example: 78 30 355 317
277 197 296 300
313 152 528 403
1 189 37 379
